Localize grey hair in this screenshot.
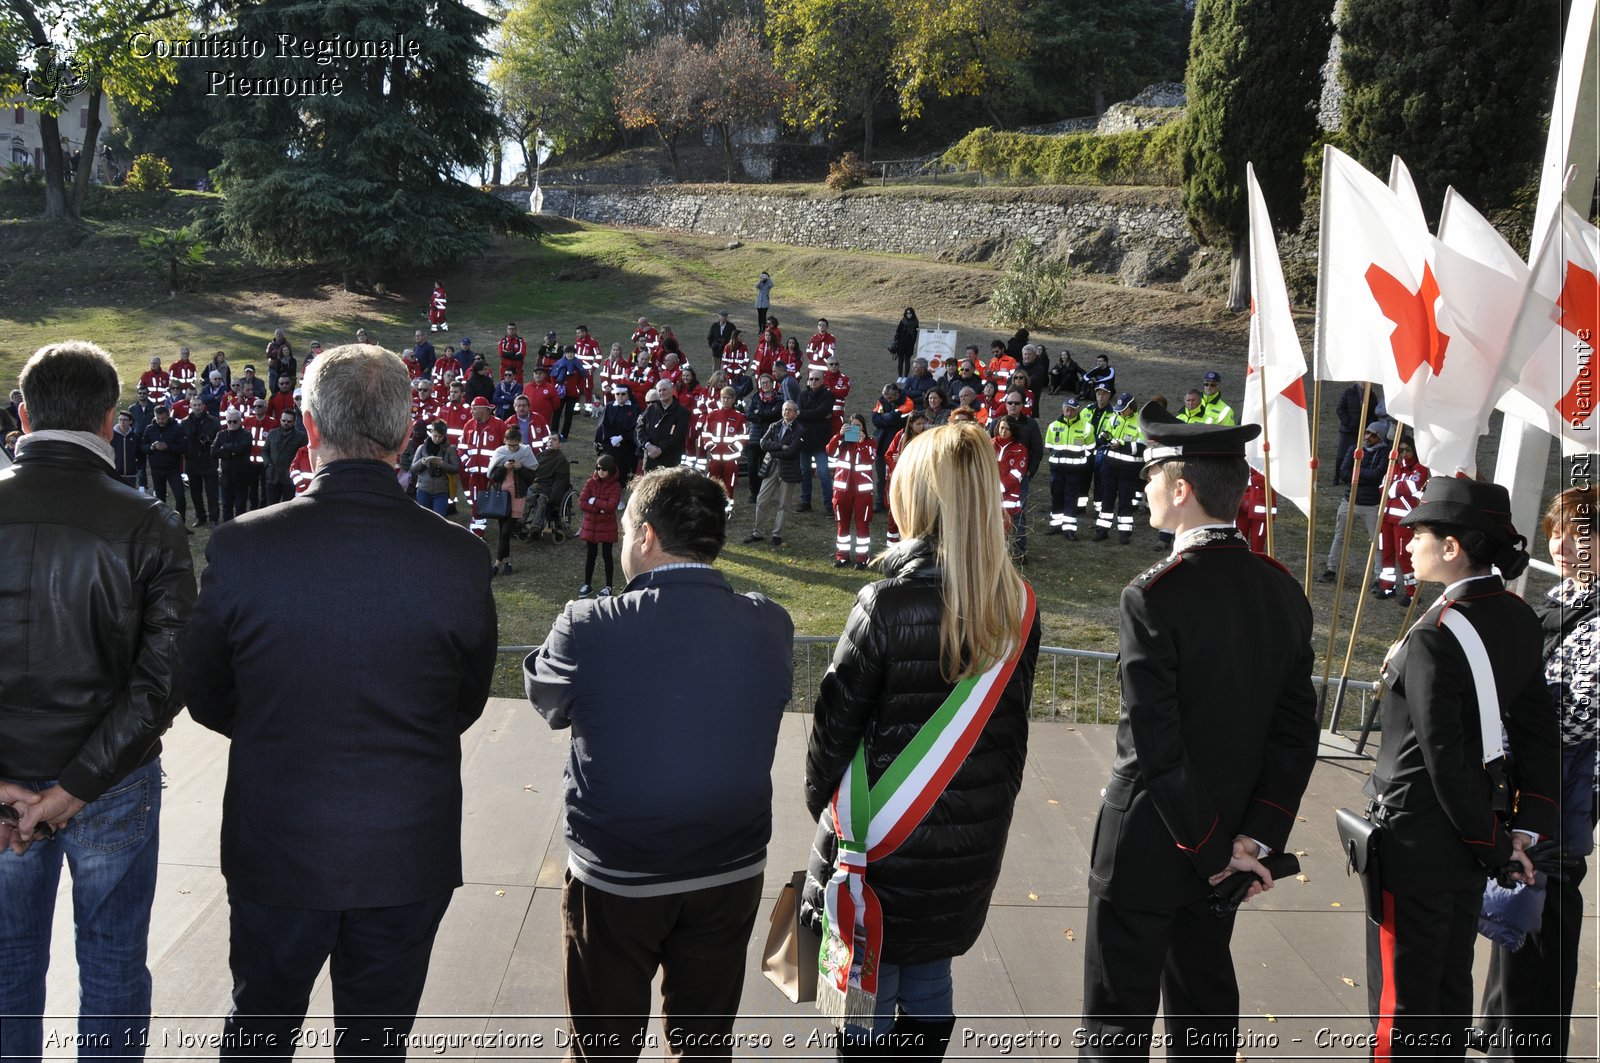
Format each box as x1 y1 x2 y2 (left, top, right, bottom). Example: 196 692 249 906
18 341 121 433
302 344 411 460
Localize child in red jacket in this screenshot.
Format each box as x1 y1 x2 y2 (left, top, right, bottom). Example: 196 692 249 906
577 455 623 596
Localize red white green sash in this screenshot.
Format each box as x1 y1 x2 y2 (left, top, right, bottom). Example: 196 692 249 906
817 584 1036 1027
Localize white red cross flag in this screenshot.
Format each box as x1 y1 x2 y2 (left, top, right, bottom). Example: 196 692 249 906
1243 163 1312 517
1497 204 1600 453
1315 146 1522 475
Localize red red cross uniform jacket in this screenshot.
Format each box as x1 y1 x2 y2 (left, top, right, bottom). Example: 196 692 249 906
631 326 660 357
827 435 876 562
994 438 1028 528
140 368 171 404
459 417 506 493
428 284 447 325
806 331 837 362
243 414 269 468
1378 458 1430 595
824 370 852 433
721 342 751 377
574 337 601 401
701 407 747 496
883 428 915 544
521 380 561 425
403 353 422 381
1235 469 1276 553
169 358 198 392
439 402 471 450
624 364 659 407
290 447 313 494
498 335 528 382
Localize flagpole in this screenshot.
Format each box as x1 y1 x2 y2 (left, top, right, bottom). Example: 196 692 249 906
1316 382 1373 728
1304 379 1321 595
1258 352 1276 557
1328 428 1405 731
1306 146 1336 597
1351 589 1425 754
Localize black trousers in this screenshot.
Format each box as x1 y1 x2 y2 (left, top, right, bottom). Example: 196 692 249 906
561 871 762 1061
221 475 252 520
148 465 186 516
558 396 581 438
1081 892 1240 1061
189 466 218 522
1478 858 1588 1060
221 889 453 1060
1366 885 1480 1059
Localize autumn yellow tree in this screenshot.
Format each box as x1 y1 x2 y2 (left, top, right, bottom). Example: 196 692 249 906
698 21 788 182
767 0 895 161
889 0 1029 129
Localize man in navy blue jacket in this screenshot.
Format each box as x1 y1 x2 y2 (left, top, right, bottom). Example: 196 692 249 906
526 467 793 1057
140 402 189 529
186 344 497 1057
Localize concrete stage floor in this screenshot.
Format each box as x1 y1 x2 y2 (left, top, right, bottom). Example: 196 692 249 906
27 702 1600 1060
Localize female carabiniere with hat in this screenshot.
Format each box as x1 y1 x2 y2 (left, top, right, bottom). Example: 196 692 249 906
1362 478 1560 1058
1080 403 1318 1062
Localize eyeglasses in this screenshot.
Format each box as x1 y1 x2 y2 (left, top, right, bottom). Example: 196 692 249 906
1005 400 1023 405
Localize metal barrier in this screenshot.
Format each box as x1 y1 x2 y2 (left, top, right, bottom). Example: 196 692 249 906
499 640 1380 730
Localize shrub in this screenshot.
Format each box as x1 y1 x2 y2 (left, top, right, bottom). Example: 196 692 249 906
988 242 1071 329
125 154 172 192
826 152 871 192
138 224 208 292
943 123 1184 187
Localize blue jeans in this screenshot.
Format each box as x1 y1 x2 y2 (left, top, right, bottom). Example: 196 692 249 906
800 446 832 504
844 957 955 1040
415 488 449 516
0 758 163 1063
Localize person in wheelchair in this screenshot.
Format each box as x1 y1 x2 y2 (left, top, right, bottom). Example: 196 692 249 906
521 435 575 543
488 425 539 576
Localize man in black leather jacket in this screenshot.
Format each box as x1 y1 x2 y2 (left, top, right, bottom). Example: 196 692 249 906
0 340 196 1062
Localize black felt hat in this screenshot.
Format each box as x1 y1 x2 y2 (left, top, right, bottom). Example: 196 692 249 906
1139 400 1260 468
1399 478 1518 543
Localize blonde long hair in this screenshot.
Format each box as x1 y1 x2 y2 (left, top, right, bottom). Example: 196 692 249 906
889 422 1026 682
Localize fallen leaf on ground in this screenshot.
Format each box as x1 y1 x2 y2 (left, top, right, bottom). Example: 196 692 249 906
495 889 506 896
1027 892 1039 900
1331 901 1342 907
1295 874 1309 883
1341 977 1358 987
1064 929 1075 941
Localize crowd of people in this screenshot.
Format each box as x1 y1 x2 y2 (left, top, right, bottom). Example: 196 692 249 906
0 310 1592 1063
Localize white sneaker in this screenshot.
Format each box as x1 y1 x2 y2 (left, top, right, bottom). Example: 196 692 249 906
431 325 439 332
578 584 592 597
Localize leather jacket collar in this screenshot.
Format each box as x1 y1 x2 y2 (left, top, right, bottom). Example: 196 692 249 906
11 436 117 475
881 538 940 581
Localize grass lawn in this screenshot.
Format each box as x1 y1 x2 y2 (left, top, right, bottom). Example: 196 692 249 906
2 191 1570 717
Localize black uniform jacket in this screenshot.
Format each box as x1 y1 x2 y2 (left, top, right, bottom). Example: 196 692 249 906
1365 575 1560 894
184 460 498 910
1090 527 1318 908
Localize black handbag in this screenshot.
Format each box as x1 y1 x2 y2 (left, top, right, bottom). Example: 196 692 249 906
1336 807 1384 923
478 487 511 519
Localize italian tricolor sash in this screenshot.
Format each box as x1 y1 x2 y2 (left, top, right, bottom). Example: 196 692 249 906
817 584 1036 1027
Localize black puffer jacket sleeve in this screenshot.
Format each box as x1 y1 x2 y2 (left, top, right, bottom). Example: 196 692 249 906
800 539 1040 966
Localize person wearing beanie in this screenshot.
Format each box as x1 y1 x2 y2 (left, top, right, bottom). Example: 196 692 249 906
1361 477 1559 1057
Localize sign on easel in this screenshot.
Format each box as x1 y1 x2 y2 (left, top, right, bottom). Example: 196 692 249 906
916 326 957 378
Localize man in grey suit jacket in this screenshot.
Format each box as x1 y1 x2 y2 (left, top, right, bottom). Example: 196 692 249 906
186 344 498 1058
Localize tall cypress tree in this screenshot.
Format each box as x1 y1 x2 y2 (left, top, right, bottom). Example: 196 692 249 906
208 0 532 289
1182 0 1333 309
1340 0 1562 222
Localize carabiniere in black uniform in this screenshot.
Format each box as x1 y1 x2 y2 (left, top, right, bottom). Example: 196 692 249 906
1362 477 1559 1057
1080 403 1319 1061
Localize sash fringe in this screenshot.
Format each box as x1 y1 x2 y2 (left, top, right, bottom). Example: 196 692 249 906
817 979 878 1030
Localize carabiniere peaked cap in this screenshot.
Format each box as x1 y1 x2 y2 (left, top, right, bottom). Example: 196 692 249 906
1139 400 1260 470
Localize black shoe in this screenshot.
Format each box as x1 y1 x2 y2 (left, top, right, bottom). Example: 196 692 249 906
1044 526 1062 536
1117 532 1131 545
503 562 514 575
771 535 784 547
1372 587 1393 599
834 557 849 567
796 502 812 513
1092 528 1109 541
1318 569 1337 583
854 561 868 571
743 532 763 543
447 503 459 515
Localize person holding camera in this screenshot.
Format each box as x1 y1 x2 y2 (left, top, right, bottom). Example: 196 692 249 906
827 412 877 568
1362 478 1559 1058
487 426 539 574
410 419 461 516
755 270 772 333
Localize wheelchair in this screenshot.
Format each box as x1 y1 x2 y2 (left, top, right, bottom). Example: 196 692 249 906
515 483 576 542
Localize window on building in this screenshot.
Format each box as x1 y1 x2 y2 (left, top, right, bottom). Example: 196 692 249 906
79 107 88 129
14 106 24 124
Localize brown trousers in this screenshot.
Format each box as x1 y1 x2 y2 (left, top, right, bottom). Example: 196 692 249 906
561 871 764 1062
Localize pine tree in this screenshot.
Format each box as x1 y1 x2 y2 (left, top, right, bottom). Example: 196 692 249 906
1340 0 1561 221
1182 0 1333 309
1021 0 1190 120
208 0 532 289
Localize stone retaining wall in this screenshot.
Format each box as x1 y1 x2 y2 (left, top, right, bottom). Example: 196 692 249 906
499 186 1199 285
